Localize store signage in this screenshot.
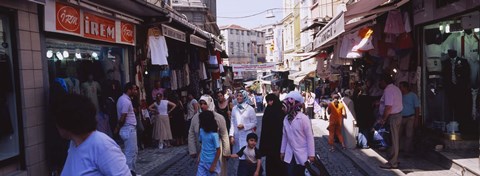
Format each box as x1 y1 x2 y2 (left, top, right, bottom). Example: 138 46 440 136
55 2 80 34
83 12 116 43
190 35 206 48
45 1 136 46
231 63 276 72
314 12 344 49
121 22 135 44
162 25 186 42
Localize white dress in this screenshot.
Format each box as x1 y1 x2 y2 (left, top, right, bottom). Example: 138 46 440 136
148 35 169 66
229 104 257 153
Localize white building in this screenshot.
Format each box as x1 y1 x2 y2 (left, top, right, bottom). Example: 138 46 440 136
220 24 266 65
220 24 266 80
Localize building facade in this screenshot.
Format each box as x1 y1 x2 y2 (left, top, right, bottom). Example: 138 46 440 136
171 0 220 35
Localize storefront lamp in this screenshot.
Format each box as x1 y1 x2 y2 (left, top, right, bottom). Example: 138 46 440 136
475 28 480 33
439 24 444 31
349 66 352 71
393 68 397 73
46 50 53 58
145 70 149 75
63 50 69 58
75 53 82 59
92 52 98 60
445 24 451 33
56 52 63 60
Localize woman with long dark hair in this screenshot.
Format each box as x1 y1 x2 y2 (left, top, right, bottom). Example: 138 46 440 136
259 94 287 176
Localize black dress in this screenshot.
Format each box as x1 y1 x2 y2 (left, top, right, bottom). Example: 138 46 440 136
170 102 186 139
259 95 287 176
215 101 231 132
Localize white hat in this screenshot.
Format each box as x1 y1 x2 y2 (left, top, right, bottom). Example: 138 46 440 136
285 91 304 104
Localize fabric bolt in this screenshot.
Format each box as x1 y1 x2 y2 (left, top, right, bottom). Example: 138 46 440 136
148 34 169 66
280 112 315 166
60 131 131 176
384 10 405 34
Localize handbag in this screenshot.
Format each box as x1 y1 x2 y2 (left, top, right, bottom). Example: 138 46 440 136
304 154 330 176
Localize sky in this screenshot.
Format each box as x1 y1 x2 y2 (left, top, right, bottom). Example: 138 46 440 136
217 0 283 29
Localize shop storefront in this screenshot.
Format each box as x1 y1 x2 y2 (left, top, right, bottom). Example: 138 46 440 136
413 0 480 138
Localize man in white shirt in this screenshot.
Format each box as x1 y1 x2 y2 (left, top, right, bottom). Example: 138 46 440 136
378 74 403 169
54 94 131 176
117 82 140 175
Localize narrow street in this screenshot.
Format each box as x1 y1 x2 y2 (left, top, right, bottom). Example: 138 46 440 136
145 113 365 176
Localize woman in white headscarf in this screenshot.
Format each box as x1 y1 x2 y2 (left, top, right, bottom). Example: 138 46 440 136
187 94 231 176
229 90 257 174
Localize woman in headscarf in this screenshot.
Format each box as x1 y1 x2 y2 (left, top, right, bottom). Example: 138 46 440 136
259 94 287 176
229 90 257 174
187 94 231 176
280 91 315 176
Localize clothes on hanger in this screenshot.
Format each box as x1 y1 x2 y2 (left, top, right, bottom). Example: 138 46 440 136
147 27 169 66
384 10 406 34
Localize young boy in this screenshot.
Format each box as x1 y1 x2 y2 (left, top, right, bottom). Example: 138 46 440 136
197 111 221 176
231 133 263 176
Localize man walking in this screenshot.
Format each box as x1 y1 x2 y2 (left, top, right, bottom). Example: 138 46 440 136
117 82 140 175
378 74 403 169
399 81 420 156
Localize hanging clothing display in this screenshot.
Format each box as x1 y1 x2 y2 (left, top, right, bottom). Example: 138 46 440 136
403 12 412 33
135 65 147 100
81 81 101 111
147 27 169 66
199 62 208 80
64 77 80 94
171 70 178 90
384 10 405 34
102 58 122 81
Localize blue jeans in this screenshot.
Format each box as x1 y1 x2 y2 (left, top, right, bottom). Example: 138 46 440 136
120 125 138 172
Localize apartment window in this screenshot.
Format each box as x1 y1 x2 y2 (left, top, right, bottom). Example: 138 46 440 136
242 31 244 35
237 42 240 54
230 29 233 34
241 43 245 54
230 42 234 54
247 43 250 53
247 31 250 36
236 30 239 35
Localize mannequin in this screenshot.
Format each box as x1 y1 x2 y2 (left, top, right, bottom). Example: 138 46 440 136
443 29 479 119
81 74 102 111
442 50 471 133
102 50 122 82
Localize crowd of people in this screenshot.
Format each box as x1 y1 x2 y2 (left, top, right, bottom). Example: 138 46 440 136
52 73 420 176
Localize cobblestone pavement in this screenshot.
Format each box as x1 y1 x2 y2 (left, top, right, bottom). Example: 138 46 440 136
154 114 366 176
136 145 189 176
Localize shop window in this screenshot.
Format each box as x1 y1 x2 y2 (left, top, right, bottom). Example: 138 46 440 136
422 11 480 135
46 39 127 114
0 14 20 162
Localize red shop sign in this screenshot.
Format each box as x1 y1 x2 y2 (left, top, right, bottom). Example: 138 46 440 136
120 21 135 44
55 2 80 34
83 12 116 43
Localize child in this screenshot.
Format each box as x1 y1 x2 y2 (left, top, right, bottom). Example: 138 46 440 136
230 133 263 176
197 111 221 176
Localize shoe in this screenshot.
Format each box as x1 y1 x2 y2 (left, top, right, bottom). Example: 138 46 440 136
379 163 398 169
158 143 164 149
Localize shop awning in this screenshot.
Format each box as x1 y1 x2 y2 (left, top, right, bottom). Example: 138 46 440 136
345 0 387 20
288 67 316 80
285 52 319 57
313 12 345 50
301 22 327 32
81 0 168 19
345 0 410 22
